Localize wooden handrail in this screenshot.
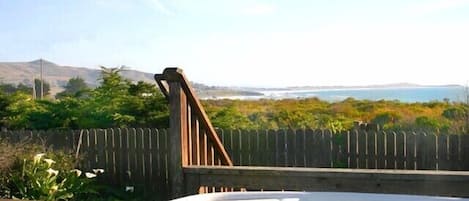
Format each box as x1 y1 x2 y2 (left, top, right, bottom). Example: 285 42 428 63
155 67 233 198
155 68 232 166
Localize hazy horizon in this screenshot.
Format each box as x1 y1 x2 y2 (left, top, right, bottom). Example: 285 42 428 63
1 1 469 87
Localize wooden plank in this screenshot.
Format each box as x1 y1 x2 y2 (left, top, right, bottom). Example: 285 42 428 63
150 128 159 193
249 130 258 166
143 128 152 192
406 132 417 170
128 128 137 185
89 129 98 171
332 131 346 168
231 130 241 166
258 130 268 166
136 128 145 183
304 129 315 167
461 134 469 170
105 128 115 185
376 131 386 169
395 132 405 170
349 130 358 168
168 80 188 198
113 128 123 186
437 134 449 170
200 129 207 166
448 135 460 170
121 128 131 185
277 130 287 167
295 129 306 167
267 130 277 167
424 133 437 170
207 139 214 166
357 130 367 169
366 131 376 169
286 129 296 167
191 115 200 166
96 129 106 174
157 129 170 195
183 166 469 198
323 130 333 168
385 132 396 169
240 130 250 166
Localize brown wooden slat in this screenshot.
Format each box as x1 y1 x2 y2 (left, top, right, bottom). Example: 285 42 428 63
332 132 346 168
240 130 250 166
406 132 417 170
286 129 296 167
249 130 258 166
304 129 315 167
461 134 469 170
277 130 287 167
295 129 305 167
231 130 241 166
376 131 386 169
349 130 358 168
449 135 460 170
258 130 268 166
395 132 405 170
267 130 277 167
357 130 367 169
385 132 396 169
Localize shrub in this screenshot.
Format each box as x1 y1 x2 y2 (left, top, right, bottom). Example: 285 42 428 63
8 153 103 201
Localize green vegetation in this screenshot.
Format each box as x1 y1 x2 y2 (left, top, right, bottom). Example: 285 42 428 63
0 66 169 129
203 98 468 134
0 67 468 134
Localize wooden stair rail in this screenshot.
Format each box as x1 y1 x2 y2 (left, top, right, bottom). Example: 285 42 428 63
155 68 233 198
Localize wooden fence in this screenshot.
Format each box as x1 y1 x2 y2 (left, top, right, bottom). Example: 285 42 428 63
2 128 469 194
217 129 469 170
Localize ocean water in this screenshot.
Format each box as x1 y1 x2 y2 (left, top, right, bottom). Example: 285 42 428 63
256 86 468 103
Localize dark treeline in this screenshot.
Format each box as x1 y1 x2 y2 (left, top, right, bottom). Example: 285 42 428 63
1 68 468 134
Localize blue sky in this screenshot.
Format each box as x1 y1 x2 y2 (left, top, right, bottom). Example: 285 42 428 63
1 0 469 87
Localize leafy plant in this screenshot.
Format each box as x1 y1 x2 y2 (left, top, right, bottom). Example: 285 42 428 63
8 153 103 201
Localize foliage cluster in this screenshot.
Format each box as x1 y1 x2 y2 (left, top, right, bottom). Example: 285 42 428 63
203 98 469 133
1 67 468 134
0 138 147 201
0 67 169 129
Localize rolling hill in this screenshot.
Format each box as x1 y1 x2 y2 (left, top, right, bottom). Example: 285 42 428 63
0 59 262 97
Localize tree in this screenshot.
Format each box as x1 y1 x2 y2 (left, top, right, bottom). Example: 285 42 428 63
56 77 89 98
0 91 10 128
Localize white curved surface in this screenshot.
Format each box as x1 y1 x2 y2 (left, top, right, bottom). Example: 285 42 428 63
172 192 469 201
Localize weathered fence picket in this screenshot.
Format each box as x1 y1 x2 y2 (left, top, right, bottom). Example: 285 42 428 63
3 127 469 199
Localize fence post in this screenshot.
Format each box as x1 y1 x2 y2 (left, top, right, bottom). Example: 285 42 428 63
166 68 189 199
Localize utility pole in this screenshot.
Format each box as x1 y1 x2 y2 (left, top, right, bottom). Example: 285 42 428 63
32 76 36 99
40 58 44 99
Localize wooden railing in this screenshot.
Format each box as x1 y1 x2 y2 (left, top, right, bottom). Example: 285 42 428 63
155 68 233 198
183 166 469 198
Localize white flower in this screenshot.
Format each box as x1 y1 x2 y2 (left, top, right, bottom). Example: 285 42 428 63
85 172 96 178
93 168 104 174
46 168 59 176
49 185 58 193
125 186 134 192
70 169 82 177
43 158 55 166
33 153 45 164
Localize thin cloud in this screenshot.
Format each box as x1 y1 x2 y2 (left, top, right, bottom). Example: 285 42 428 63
406 0 469 15
242 3 277 16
